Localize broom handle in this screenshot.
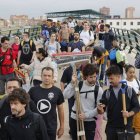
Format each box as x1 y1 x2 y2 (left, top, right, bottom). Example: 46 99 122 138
122 93 127 125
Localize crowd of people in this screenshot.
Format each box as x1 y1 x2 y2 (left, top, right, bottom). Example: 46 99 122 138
0 17 140 140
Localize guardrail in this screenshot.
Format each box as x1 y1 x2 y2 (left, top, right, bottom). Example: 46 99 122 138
111 27 140 56
0 26 41 41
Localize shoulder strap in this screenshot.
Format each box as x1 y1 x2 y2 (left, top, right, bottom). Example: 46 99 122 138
56 42 59 52
136 79 140 91
126 86 133 100
0 96 7 110
105 89 111 101
29 40 33 47
21 40 24 47
94 85 99 107
78 81 83 92
89 30 91 36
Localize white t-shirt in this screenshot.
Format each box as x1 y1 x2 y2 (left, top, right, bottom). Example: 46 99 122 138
126 79 140 94
80 30 94 45
68 21 75 28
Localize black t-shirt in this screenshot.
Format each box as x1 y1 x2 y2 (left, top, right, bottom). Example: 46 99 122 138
28 85 64 131
46 27 57 35
61 66 73 85
19 40 36 65
68 41 85 52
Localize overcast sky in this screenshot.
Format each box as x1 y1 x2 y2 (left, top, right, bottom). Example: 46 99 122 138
0 0 140 19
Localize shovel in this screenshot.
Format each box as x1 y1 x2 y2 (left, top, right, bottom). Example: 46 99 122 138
117 81 134 140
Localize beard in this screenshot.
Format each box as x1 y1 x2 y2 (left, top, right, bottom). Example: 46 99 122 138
74 37 79 41
11 109 21 117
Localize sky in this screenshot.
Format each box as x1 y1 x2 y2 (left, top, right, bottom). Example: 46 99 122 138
0 0 140 19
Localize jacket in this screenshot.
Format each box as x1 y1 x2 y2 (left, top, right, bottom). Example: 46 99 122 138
4 110 49 140
24 57 58 81
0 96 38 140
101 85 140 128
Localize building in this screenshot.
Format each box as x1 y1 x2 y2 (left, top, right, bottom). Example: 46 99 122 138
125 7 135 18
0 18 8 28
105 18 140 30
100 7 110 16
10 15 29 27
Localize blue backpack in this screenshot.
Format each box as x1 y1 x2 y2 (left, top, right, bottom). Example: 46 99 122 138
109 48 117 61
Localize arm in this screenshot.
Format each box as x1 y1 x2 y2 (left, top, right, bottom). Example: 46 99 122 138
60 82 65 92
17 50 21 65
85 31 94 47
63 83 75 99
68 46 71 52
82 46 85 52
57 104 64 139
122 88 140 118
13 59 17 68
31 51 36 62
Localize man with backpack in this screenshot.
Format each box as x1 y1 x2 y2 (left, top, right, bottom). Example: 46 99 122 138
17 32 36 65
97 65 139 140
63 63 103 140
4 88 49 140
0 36 17 95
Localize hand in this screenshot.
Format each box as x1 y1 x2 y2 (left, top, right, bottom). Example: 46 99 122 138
121 111 130 118
79 113 86 120
97 103 105 114
57 127 64 139
20 64 25 69
30 58 34 63
71 73 77 85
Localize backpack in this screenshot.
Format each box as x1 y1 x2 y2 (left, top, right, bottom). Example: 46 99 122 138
0 48 13 66
21 40 33 48
109 48 117 61
78 81 99 107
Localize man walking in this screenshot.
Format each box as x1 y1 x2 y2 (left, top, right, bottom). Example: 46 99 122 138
29 67 64 140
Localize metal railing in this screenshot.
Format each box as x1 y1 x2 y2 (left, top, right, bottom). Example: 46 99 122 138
111 27 140 56
0 26 41 41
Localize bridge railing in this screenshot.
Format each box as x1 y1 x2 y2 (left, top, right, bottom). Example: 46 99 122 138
111 27 140 56
0 26 41 41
